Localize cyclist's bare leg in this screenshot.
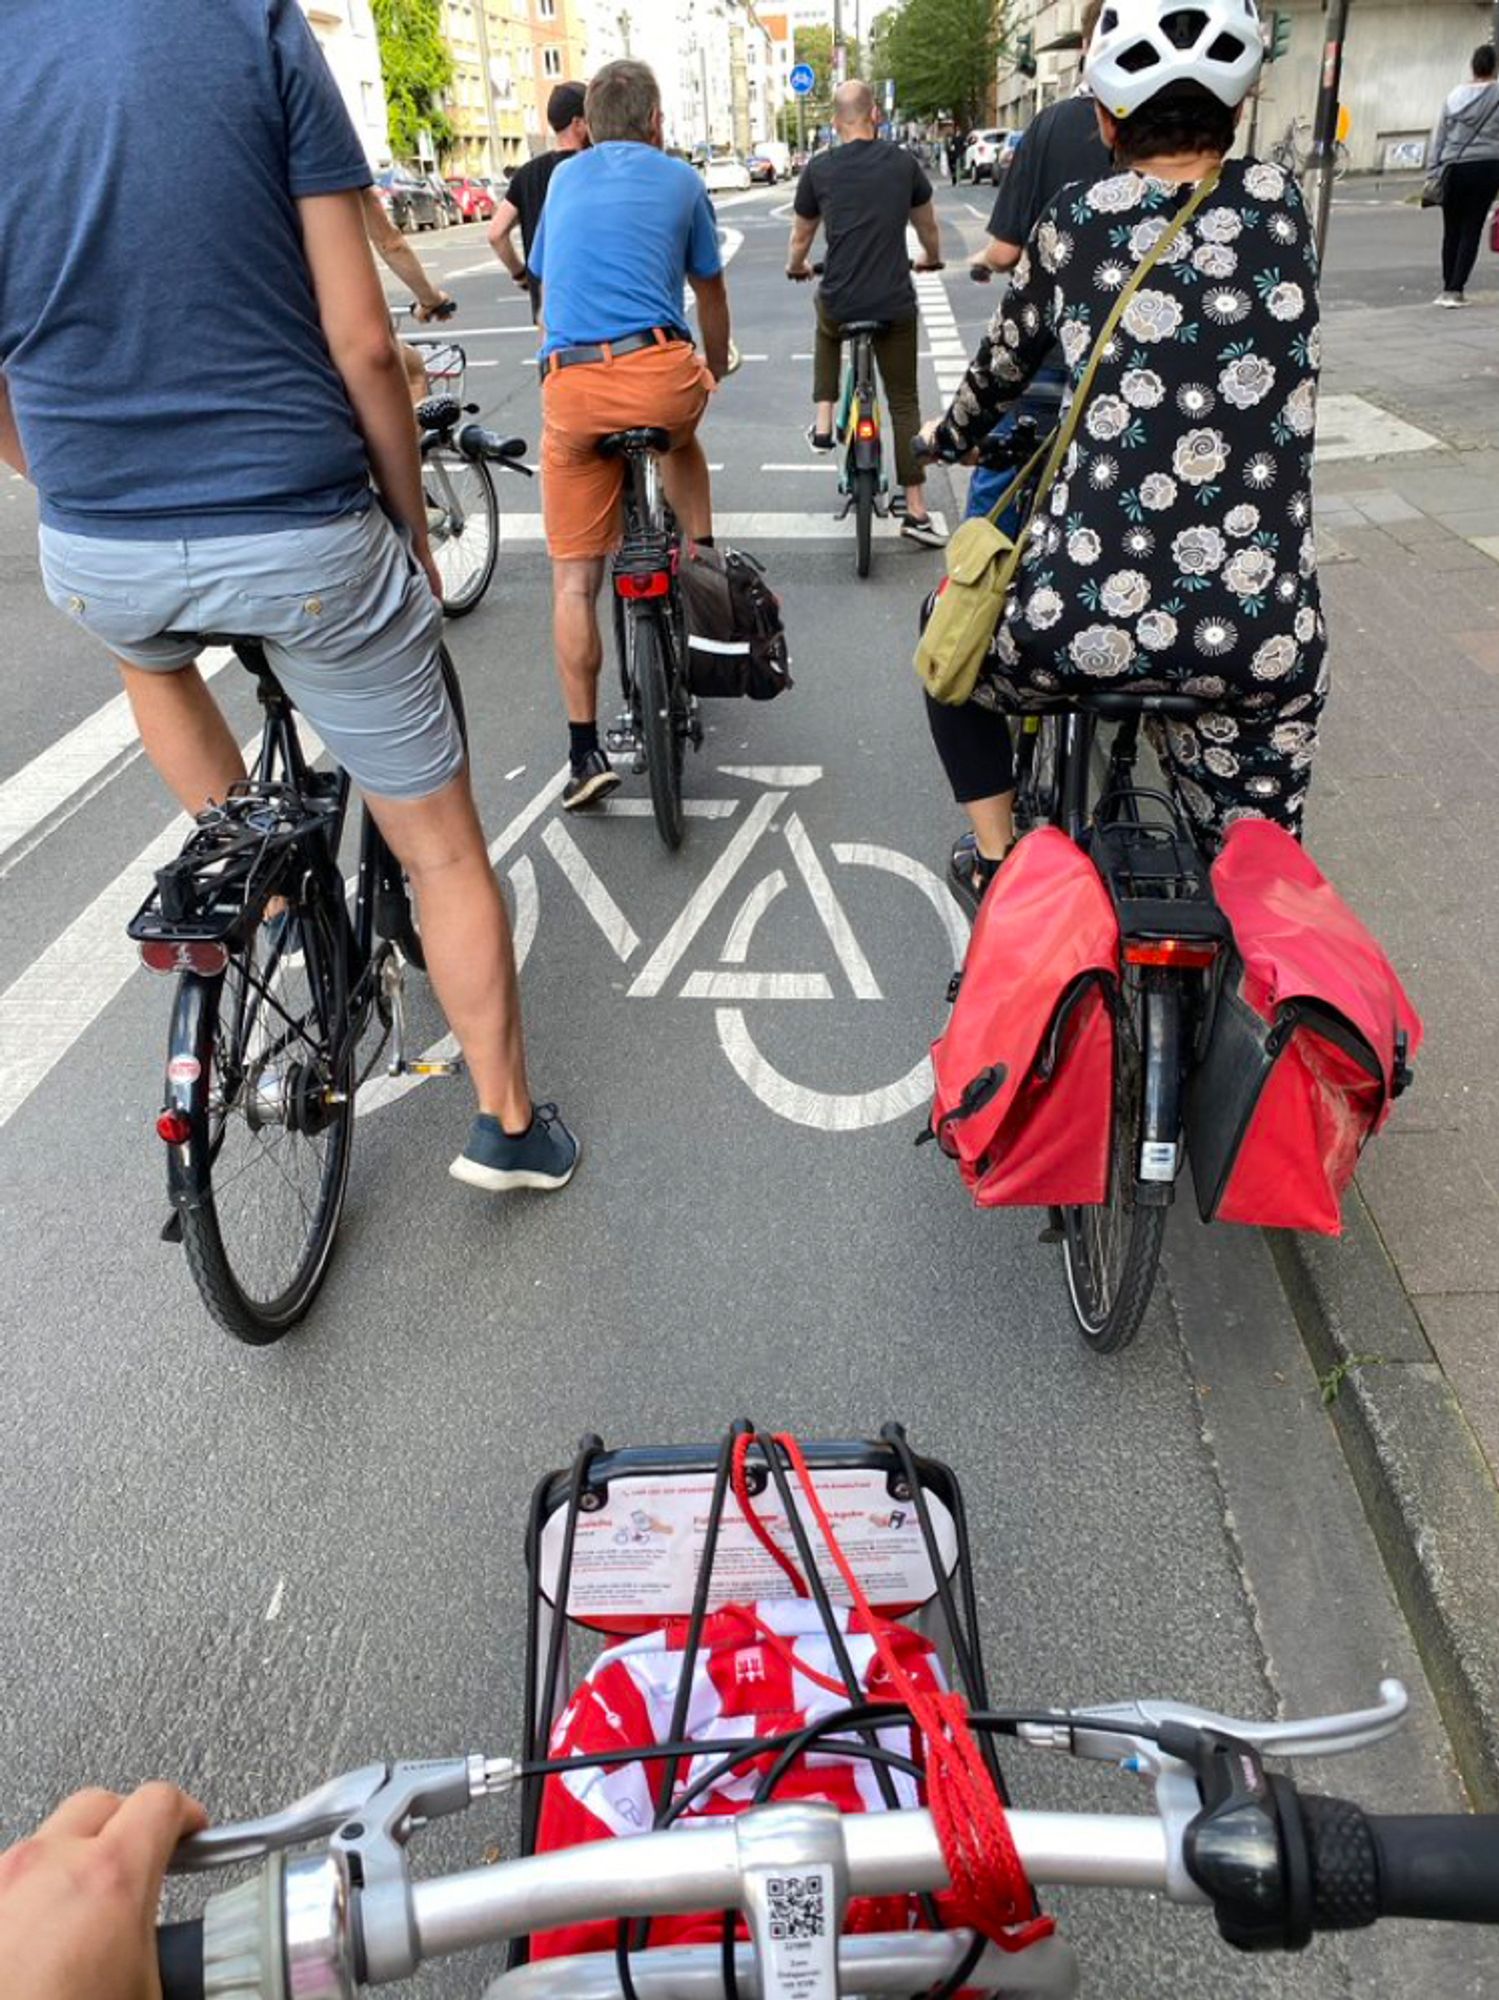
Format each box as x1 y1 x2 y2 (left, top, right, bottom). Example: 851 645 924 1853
399 342 429 408
364 774 533 1132
815 399 836 436
551 556 608 722
118 659 246 815
660 436 712 542
965 791 1016 858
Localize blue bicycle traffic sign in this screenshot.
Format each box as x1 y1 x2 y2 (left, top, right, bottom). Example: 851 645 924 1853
789 62 816 97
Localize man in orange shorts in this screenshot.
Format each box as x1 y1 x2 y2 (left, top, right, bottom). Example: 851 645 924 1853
530 60 732 807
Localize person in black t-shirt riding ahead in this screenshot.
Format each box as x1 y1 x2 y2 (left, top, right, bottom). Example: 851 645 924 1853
786 81 947 549
488 82 591 320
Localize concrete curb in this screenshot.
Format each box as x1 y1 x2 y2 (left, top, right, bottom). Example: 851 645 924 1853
1268 1190 1499 1809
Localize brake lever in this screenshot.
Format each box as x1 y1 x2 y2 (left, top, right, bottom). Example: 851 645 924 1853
169 1753 521 1876
1038 1678 1409 1766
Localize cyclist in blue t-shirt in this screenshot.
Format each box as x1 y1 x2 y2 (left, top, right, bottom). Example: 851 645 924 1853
528 61 733 810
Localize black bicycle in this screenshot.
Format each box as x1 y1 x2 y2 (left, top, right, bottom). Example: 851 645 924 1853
601 427 701 850
921 428 1228 1353
791 260 943 578
128 639 467 1345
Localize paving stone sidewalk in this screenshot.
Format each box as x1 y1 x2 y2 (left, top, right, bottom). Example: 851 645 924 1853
1287 294 1499 1792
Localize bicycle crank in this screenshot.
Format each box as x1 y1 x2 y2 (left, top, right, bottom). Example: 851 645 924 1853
380 948 462 1082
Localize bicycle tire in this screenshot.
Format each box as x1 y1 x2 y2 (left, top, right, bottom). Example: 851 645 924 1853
1013 716 1060 834
427 449 498 617
1058 971 1165 1353
634 609 684 850
854 466 876 579
171 897 354 1345
388 645 467 970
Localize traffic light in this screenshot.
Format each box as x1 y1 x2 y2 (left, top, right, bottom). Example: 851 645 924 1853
1017 29 1037 77
1266 9 1292 63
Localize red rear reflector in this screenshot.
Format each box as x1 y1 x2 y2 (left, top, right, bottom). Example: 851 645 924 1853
614 571 672 601
156 1110 193 1145
856 418 878 440
139 939 229 976
1123 938 1220 969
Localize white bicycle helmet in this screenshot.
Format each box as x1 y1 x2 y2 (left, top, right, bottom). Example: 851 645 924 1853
1085 0 1264 119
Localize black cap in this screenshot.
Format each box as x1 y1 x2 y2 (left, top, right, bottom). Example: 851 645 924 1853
548 82 587 132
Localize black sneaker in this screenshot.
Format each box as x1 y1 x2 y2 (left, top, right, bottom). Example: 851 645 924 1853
948 832 1005 913
562 748 620 810
805 422 835 453
449 1103 580 1193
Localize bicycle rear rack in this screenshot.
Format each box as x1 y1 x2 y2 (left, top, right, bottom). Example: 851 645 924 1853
127 778 343 952
1088 817 1228 951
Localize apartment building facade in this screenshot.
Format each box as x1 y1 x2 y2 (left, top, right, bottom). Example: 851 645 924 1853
299 0 392 166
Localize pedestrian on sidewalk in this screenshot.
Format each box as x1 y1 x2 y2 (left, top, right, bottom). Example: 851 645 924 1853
1429 43 1499 308
489 82 591 322
0 0 580 1197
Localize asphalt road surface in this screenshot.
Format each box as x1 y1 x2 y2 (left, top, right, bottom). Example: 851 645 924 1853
2 184 1494 1996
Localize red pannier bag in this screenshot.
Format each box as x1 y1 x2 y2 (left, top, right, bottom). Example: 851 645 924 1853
928 827 1119 1207
1184 820 1423 1235
530 1599 944 1960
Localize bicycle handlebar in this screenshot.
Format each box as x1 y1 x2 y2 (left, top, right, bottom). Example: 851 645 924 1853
155 1764 1499 1997
786 260 944 281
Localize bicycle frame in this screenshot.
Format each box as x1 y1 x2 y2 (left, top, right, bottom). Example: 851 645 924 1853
838 333 884 490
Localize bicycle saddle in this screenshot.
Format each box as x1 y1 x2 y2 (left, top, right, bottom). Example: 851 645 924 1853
598 426 671 458
840 319 889 337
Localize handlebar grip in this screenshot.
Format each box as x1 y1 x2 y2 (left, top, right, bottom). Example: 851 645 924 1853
1369 1812 1499 1925
157 1919 205 2000
1300 1796 1499 1929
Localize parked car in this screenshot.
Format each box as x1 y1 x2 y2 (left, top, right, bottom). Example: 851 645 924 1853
756 141 792 180
425 174 462 225
701 154 753 193
445 176 497 222
995 130 1023 178
962 128 1009 184
745 152 778 186
375 167 442 232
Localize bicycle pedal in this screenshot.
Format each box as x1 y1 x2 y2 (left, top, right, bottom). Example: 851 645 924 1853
1038 1208 1065 1246
160 1210 184 1245
402 1058 463 1079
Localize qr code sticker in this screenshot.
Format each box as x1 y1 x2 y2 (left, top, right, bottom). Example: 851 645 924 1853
767 1873 826 1942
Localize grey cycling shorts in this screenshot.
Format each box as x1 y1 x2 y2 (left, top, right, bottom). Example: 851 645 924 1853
38 506 464 801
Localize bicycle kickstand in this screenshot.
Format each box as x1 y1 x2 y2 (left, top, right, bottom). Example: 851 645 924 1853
381 950 463 1081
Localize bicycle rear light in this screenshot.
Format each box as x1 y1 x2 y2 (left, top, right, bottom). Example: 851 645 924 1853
614 570 672 601
1123 938 1221 970
155 1110 193 1145
138 939 230 976
856 417 878 441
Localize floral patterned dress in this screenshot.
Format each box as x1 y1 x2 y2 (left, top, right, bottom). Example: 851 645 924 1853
939 156 1327 840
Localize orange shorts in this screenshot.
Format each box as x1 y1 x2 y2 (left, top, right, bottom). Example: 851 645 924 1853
540 340 714 561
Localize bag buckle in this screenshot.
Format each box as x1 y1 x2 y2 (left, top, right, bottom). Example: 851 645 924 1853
1392 1030 1414 1099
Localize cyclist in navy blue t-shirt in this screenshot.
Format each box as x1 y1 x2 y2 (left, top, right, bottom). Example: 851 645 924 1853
0 0 578 1195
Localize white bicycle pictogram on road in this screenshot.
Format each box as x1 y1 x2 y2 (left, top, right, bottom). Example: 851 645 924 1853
360 764 969 1133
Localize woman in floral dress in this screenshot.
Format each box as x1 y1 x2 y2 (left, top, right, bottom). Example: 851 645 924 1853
925 0 1326 905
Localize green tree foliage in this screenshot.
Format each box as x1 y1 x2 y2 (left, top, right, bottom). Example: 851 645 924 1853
372 0 454 158
879 0 1002 130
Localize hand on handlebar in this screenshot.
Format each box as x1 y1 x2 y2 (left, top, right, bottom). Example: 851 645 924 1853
785 263 816 282
2 1783 205 2000
413 292 457 323
911 259 945 272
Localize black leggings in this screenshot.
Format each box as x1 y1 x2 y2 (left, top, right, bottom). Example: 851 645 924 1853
925 689 1014 801
1441 159 1499 294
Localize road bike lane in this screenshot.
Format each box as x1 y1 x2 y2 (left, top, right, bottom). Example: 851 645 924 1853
0 192 1495 1996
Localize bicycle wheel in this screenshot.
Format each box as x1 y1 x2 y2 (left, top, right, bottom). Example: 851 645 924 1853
633 608 684 850
1013 715 1061 834
425 447 498 617
1059 970 1165 1353
387 645 467 970
853 465 877 579
169 894 354 1345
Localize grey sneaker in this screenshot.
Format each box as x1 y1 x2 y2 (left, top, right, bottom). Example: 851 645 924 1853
449 1103 580 1193
901 513 948 549
1432 291 1465 309
562 748 621 810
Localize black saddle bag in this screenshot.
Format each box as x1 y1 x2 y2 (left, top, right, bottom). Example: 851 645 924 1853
679 543 793 700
